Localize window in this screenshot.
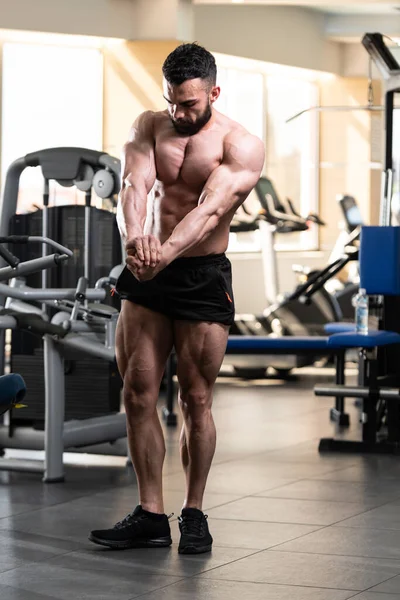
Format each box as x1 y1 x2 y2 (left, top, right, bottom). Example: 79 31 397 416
215 65 266 253
265 76 319 250
1 41 103 213
215 57 319 252
216 66 265 140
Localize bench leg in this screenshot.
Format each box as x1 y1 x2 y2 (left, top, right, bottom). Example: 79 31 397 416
330 351 350 427
359 349 379 444
162 353 177 427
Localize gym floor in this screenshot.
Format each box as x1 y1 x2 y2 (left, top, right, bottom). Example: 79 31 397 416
0 368 400 599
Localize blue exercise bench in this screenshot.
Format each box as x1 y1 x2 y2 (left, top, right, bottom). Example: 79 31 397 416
0 374 26 416
324 322 355 334
163 329 400 431
315 226 400 454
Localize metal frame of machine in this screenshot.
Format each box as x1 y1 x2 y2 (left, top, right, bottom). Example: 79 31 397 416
0 148 128 482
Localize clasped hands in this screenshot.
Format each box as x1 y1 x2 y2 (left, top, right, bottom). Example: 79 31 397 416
125 235 165 282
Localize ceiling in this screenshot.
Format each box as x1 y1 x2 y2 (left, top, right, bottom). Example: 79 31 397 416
193 0 400 15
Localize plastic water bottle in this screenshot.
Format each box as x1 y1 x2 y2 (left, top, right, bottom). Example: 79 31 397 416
353 288 369 335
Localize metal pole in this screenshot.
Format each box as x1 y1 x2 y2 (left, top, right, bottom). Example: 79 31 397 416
162 353 177 426
84 190 91 285
43 334 65 482
381 91 394 226
258 219 279 305
42 179 50 313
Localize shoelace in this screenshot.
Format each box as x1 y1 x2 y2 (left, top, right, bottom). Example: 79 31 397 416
178 514 208 537
115 512 146 530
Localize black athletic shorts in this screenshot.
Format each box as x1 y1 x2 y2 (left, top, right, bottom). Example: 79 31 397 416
115 253 235 326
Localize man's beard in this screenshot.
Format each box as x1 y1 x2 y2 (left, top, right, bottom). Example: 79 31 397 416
171 104 212 136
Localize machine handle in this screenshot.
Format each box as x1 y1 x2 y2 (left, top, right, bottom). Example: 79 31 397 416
0 253 70 282
0 236 73 257
0 244 20 268
75 277 88 302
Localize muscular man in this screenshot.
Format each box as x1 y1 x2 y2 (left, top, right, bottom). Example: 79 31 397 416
89 43 264 554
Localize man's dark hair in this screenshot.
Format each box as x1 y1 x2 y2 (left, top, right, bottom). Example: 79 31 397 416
162 43 217 87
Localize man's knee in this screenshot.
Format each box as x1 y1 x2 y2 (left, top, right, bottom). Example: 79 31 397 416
123 377 158 422
179 385 212 421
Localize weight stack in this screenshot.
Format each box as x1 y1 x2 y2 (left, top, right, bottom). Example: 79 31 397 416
7 205 123 426
9 205 122 291
10 337 122 429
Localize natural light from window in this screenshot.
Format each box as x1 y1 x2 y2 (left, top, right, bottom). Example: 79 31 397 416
1 40 103 212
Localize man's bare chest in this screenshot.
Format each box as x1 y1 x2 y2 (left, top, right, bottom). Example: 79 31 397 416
154 131 223 187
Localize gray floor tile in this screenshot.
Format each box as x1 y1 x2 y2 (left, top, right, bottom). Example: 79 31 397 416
338 503 400 530
220 457 342 480
274 526 400 559
0 503 33 519
164 490 244 514
0 472 122 509
370 574 400 594
197 550 400 591
54 545 256 577
0 530 82 574
351 594 400 599
137 579 355 600
206 496 369 526
257 479 400 506
0 562 180 600
0 584 56 600
162 468 295 495
169 518 322 550
0 501 133 543
313 463 400 483
264 441 360 465
162 455 340 497
78 486 243 516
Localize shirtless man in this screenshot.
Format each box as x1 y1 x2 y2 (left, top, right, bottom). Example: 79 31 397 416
89 43 264 554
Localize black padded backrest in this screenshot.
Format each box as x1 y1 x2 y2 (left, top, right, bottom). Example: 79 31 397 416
254 177 286 213
337 195 363 232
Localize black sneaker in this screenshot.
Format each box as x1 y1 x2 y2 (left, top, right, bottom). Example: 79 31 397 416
178 508 213 554
88 505 172 549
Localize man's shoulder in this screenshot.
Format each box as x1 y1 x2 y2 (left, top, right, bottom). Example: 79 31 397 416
218 113 263 148
135 110 168 127
222 122 264 164
130 110 168 137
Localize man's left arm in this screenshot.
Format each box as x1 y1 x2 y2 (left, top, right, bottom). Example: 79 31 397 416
162 132 265 265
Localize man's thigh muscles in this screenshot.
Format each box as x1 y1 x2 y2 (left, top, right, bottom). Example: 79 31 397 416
173 320 229 387
116 301 174 383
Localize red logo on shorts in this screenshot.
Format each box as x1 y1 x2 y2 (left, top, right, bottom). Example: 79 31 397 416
225 292 233 303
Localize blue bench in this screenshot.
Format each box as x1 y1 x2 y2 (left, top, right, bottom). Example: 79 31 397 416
316 225 400 454
227 330 400 351
0 374 26 416
163 330 400 429
324 322 355 334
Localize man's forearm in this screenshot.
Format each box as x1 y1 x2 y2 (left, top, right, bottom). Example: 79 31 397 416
117 186 148 244
162 204 219 264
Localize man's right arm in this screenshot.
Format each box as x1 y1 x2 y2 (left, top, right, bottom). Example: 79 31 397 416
117 111 158 267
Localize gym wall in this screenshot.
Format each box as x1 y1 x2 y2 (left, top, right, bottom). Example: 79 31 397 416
318 77 383 249
0 0 136 38
194 4 341 74
103 41 180 157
